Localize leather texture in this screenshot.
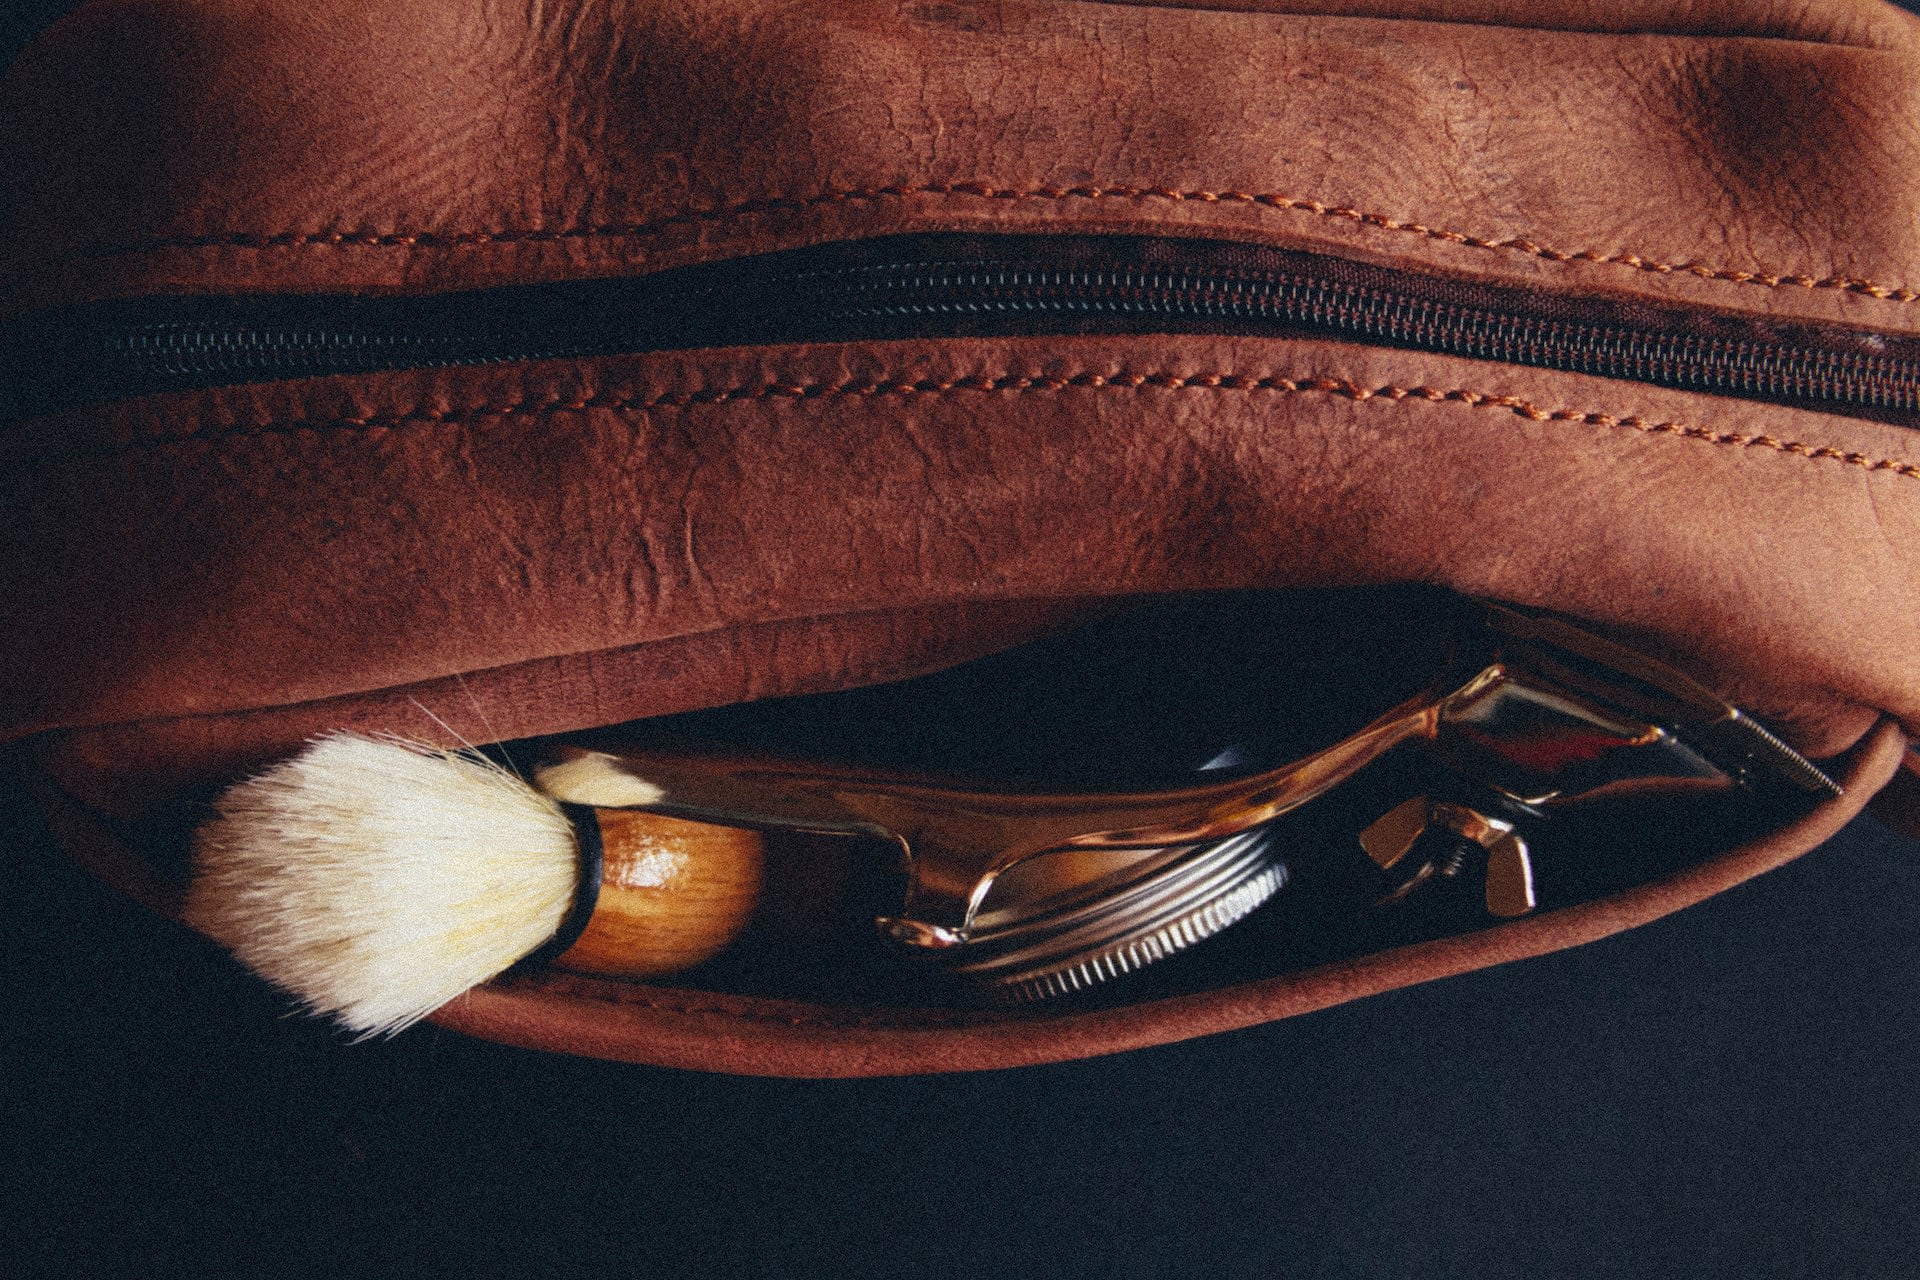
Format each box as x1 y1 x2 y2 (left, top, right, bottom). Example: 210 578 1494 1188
7 0 1920 1074
9 0 1920 329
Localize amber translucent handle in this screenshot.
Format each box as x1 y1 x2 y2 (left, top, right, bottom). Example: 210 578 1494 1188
550 809 766 978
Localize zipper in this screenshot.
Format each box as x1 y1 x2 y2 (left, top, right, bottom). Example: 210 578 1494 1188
8 232 1920 425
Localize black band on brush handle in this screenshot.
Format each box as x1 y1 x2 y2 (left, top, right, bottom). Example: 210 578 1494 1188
519 802 605 969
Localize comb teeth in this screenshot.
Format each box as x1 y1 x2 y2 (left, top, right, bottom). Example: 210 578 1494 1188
1721 710 1845 798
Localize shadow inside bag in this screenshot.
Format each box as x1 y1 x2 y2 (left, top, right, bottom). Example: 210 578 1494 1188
501 585 1826 1010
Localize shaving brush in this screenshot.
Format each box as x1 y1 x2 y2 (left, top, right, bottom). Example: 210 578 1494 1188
184 733 768 1037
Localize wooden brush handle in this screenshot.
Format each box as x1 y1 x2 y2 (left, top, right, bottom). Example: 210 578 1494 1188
553 808 766 978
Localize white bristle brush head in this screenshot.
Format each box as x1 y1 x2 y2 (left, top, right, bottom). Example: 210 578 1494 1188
183 732 579 1038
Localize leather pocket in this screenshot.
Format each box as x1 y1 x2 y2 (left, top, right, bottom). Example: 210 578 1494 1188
11 0 1920 1074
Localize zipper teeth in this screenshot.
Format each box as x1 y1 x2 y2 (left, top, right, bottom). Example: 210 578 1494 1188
21 249 1920 420
820 264 1920 412
100 326 528 371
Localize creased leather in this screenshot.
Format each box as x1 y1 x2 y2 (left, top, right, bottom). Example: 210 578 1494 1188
11 335 1920 755
8 0 1920 328
8 0 1920 1075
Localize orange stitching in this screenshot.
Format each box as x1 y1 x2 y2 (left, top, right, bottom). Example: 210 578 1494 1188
80 371 1920 482
73 182 1920 302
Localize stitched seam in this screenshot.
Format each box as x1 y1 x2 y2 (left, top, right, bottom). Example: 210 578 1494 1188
73 372 1920 482
62 182 1920 303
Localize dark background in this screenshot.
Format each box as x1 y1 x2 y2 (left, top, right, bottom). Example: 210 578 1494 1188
7 5 1920 1276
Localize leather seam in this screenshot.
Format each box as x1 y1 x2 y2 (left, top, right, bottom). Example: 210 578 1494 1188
59 182 1920 304
64 372 1920 482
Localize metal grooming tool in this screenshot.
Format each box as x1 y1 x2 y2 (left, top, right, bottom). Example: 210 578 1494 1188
550 602 1839 999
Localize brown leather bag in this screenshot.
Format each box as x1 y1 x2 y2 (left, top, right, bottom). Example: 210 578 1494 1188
5 0 1918 1075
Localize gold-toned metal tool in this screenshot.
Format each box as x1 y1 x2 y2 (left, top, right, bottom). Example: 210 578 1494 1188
1361 797 1535 917
186 595 1846 1035
535 602 1839 997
